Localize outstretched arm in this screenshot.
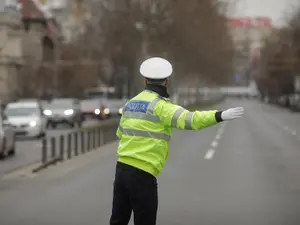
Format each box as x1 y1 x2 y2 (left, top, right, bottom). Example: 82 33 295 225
156 101 244 130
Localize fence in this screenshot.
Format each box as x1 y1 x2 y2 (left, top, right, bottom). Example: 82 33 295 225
32 89 224 173
32 120 119 172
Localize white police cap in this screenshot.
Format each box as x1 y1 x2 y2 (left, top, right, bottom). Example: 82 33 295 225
140 57 173 79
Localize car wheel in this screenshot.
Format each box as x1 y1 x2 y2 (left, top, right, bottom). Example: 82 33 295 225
37 131 46 139
8 136 16 156
46 121 51 129
0 138 7 159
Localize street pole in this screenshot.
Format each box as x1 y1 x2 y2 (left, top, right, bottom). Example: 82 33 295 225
53 38 60 92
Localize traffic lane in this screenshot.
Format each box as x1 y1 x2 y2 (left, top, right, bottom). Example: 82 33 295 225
256 100 300 136
0 125 220 225
6 99 300 225
159 105 300 224
0 140 42 176
0 118 103 177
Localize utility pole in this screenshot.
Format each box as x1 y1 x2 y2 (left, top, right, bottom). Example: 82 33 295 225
53 39 59 90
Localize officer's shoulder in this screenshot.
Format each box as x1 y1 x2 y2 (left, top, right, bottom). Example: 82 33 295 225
157 96 175 105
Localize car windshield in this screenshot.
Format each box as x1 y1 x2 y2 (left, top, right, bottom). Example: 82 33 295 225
86 91 122 99
48 102 73 109
81 100 100 109
5 107 39 117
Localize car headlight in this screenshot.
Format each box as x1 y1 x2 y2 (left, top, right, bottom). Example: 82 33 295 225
118 108 123 114
43 109 52 116
104 108 110 115
29 121 37 127
64 109 74 115
94 109 100 115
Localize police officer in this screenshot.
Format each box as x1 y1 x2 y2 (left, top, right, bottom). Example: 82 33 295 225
109 57 244 225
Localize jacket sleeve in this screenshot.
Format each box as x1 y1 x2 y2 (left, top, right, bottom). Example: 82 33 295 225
156 100 223 130
116 126 122 139
116 116 125 139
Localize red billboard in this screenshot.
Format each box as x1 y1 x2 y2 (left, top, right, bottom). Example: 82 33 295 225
228 17 272 27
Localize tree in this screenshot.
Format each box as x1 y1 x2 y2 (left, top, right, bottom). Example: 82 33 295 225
95 0 234 95
17 0 235 98
255 6 300 100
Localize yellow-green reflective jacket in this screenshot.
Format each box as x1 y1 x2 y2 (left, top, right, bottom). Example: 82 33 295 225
117 90 220 177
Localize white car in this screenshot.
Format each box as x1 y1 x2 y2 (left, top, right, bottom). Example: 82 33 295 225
0 111 15 159
5 101 47 138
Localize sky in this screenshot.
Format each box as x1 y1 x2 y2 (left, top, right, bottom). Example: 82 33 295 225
229 0 300 27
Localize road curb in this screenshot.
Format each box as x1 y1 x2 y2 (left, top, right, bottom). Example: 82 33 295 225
2 162 41 180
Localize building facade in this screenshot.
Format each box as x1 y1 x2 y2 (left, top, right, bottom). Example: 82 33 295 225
0 3 22 101
0 0 62 101
35 0 90 43
227 17 273 85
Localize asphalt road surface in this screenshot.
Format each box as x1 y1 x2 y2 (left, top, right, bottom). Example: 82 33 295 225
0 118 102 176
1 98 300 225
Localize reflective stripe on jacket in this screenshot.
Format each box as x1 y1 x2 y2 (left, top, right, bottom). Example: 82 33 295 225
117 90 219 177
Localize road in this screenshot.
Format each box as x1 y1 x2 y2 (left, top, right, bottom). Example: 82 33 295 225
1 98 300 225
0 119 102 176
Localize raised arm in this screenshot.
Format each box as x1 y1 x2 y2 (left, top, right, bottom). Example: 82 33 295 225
156 101 222 130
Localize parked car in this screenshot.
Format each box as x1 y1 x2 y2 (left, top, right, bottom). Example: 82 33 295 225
4 101 47 139
277 95 290 107
0 108 16 159
289 94 300 112
80 99 107 120
43 98 83 128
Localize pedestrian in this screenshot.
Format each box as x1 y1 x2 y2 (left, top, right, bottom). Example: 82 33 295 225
109 57 244 225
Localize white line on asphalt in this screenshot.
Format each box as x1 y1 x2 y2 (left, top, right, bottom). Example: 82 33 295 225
204 122 227 160
217 127 224 135
281 125 300 139
211 140 218 148
204 149 215 160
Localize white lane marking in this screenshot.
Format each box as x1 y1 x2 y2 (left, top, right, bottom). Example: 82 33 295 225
215 134 221 140
204 122 227 160
217 130 223 136
204 149 215 160
211 140 218 148
281 124 300 139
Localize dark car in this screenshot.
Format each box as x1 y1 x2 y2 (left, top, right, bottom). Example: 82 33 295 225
43 98 83 128
80 99 107 120
290 100 300 112
104 100 126 117
289 93 300 112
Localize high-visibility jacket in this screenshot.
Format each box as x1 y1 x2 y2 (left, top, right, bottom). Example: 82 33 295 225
117 90 220 177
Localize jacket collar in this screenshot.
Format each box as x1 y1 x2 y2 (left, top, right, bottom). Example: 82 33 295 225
145 84 169 98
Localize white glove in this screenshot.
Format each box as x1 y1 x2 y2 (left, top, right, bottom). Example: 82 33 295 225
221 107 244 121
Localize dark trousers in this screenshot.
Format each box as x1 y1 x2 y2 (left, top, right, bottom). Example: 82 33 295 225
109 162 158 225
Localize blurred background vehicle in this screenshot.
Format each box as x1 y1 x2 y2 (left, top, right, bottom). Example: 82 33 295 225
80 99 106 120
289 93 300 112
0 108 15 159
85 87 127 118
104 101 125 117
43 98 83 128
4 101 47 139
